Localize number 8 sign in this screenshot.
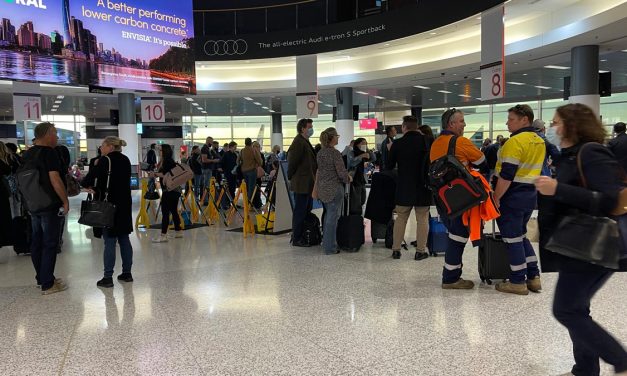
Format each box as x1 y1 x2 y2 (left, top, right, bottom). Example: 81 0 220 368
480 64 504 100
141 98 165 123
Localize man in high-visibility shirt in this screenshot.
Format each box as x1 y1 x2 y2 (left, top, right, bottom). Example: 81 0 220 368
430 109 489 289
493 104 546 295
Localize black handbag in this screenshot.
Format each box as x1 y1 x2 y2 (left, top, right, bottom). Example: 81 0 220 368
545 144 623 270
78 156 116 229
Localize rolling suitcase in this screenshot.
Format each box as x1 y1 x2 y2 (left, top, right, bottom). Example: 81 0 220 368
12 214 32 255
478 222 511 284
371 220 388 243
427 215 448 256
337 183 364 252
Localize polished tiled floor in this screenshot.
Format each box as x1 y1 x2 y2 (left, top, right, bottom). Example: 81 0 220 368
0 194 625 375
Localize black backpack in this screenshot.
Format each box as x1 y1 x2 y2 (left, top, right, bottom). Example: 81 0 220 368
428 136 487 219
302 212 322 246
16 147 61 214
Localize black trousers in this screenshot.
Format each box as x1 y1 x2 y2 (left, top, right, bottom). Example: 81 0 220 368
161 191 181 234
553 268 627 375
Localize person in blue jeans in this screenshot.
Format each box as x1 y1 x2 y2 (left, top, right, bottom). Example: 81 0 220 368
82 136 134 288
315 128 351 254
21 122 69 294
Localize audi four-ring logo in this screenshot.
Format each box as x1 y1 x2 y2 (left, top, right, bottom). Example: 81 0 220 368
203 39 248 56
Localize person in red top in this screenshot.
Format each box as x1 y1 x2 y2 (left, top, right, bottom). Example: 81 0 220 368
430 109 489 290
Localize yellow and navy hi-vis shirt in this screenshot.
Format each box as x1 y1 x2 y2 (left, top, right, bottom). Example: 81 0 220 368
496 126 546 206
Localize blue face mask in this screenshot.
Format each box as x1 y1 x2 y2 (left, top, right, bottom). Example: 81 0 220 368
307 127 314 138
545 126 561 149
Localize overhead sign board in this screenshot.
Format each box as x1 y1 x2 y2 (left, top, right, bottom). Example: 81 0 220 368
480 5 505 101
196 1 504 61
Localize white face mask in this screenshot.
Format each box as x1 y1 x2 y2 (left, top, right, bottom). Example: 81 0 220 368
545 126 562 149
359 145 367 152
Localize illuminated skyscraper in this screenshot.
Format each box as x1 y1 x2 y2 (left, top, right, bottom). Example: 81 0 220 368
62 0 72 48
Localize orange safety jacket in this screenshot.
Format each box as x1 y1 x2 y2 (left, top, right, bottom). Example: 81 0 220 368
461 171 500 246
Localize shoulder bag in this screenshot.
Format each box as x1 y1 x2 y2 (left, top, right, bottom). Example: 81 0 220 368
545 144 623 269
78 156 116 228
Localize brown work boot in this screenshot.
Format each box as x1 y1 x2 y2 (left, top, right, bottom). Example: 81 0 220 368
442 278 475 290
526 276 542 293
495 281 529 295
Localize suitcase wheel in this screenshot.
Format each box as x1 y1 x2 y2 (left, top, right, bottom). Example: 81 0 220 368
372 237 377 243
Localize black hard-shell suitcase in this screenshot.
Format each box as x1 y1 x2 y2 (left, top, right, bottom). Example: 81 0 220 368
478 222 510 284
337 184 364 252
12 215 32 255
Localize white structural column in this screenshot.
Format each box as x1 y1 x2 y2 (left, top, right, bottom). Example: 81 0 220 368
117 93 139 166
569 45 600 117
335 87 354 151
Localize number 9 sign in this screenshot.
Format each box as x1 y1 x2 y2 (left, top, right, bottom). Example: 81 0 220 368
297 94 319 118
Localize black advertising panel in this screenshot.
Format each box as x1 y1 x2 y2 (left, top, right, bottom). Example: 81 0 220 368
194 0 309 10
1 0 196 94
142 125 183 138
195 0 504 61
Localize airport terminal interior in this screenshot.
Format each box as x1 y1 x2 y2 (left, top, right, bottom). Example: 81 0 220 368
1 0 627 375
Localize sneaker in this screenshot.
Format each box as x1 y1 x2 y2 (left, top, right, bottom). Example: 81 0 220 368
36 278 65 289
292 240 310 247
414 251 428 261
174 231 184 238
442 278 475 290
152 234 169 243
526 276 542 293
117 273 134 283
97 277 114 288
42 281 68 295
495 281 529 295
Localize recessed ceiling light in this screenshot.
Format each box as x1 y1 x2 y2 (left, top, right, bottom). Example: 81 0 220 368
324 104 333 108
269 110 275 113
437 90 452 94
474 77 482 80
475 98 482 100
185 97 194 102
622 50 627 53
599 70 609 73
54 100 62 104
253 102 262 105
262 106 269 109
522 73 528 76
51 109 57 112
414 85 430 89
244 97 253 101
513 62 519 65
355 91 368 95
317 100 323 103
197 107 204 111
384 43 390 47
192 103 199 106
56 95 64 99
458 94 472 98
600 59 607 62
454 83 459 86
507 82 525 85
373 96 385 99
430 32 437 35
534 85 551 89
429 99 433 101
544 65 570 70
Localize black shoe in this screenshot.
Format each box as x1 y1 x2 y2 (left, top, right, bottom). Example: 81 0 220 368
97 277 114 288
414 251 429 261
325 250 340 255
292 240 311 248
117 273 134 282
410 240 417 247
392 250 401 259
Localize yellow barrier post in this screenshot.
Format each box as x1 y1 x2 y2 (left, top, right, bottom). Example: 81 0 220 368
241 181 255 237
135 178 151 228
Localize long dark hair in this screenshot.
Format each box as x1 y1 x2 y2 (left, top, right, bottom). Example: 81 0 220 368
161 144 174 162
353 137 367 156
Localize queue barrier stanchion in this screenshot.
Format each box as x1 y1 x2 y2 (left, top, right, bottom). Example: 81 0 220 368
135 178 151 229
240 181 255 237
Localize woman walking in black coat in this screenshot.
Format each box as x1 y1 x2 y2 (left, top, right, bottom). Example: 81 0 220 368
535 103 627 376
0 142 13 249
82 136 134 288
151 144 183 243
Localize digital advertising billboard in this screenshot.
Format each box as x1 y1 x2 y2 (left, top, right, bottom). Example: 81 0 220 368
0 0 195 94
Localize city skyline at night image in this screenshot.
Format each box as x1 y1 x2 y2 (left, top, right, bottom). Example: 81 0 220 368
0 0 196 94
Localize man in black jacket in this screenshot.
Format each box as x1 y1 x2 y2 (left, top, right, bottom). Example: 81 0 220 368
608 122 627 173
386 115 431 261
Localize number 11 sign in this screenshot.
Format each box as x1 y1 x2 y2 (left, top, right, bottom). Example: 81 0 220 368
13 94 42 122
141 98 165 123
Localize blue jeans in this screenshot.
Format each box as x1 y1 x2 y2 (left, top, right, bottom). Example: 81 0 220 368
201 168 213 203
30 210 61 290
103 229 133 279
322 187 343 253
292 193 313 242
193 174 203 199
243 169 257 203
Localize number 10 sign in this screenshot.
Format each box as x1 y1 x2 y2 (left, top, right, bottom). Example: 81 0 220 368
141 98 165 123
13 94 42 122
